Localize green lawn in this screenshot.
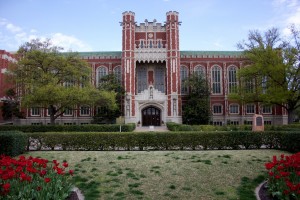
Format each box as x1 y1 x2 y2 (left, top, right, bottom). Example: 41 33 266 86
23 150 289 200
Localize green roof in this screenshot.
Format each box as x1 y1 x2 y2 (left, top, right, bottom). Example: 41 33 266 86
73 50 242 58
78 51 122 57
180 51 242 57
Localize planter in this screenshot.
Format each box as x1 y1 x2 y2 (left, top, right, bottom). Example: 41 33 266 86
256 181 275 200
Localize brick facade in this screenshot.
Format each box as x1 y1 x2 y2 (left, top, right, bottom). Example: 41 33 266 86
0 11 287 125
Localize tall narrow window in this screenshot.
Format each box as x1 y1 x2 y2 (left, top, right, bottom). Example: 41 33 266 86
149 40 153 48
154 66 165 93
180 66 188 94
212 66 222 94
113 66 122 83
228 66 237 93
137 67 147 93
262 76 267 94
140 40 144 48
96 66 108 86
157 40 161 48
245 79 254 93
194 65 205 78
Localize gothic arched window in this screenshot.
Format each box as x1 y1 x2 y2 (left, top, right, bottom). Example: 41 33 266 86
211 65 222 94
228 66 237 93
96 66 108 86
180 66 189 94
113 66 122 83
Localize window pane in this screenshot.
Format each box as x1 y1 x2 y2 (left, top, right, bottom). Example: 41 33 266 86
228 66 237 93
212 66 221 94
180 66 188 94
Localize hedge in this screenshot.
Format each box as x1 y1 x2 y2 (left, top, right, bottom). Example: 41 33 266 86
26 131 300 152
0 131 28 156
166 122 300 132
0 123 136 133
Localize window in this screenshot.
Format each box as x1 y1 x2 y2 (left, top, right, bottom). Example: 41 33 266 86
31 107 40 116
154 66 165 93
80 76 88 88
194 65 205 78
262 76 267 94
157 40 162 48
96 66 108 86
245 79 254 93
246 104 255 114
212 66 222 94
213 121 223 126
64 108 73 116
213 104 222 114
64 79 75 88
262 105 272 114
80 106 90 116
228 66 237 93
244 121 252 125
149 40 153 48
137 66 147 93
230 121 239 125
229 104 239 114
113 66 122 83
140 40 144 48
264 121 272 125
180 66 188 94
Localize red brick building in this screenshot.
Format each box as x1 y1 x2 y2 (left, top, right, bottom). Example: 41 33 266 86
0 50 17 122
0 11 287 125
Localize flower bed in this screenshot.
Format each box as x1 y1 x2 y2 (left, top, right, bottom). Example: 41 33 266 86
0 155 74 199
265 152 300 199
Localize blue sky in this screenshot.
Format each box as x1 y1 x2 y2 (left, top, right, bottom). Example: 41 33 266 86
0 0 299 52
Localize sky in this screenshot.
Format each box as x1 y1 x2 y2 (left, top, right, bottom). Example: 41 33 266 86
0 0 300 52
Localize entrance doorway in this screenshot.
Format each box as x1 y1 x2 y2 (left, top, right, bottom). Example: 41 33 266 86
142 106 161 126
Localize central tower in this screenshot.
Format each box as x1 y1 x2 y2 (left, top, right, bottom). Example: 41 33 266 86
122 11 182 125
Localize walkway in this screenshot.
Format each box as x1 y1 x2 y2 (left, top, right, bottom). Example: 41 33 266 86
134 126 169 132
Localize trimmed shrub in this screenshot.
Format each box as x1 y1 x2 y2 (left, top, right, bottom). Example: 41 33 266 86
0 123 136 133
26 131 300 152
0 131 28 156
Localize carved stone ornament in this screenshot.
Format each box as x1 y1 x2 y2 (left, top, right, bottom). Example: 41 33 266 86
135 47 167 63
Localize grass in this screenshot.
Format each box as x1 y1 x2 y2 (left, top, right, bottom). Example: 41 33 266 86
22 150 289 200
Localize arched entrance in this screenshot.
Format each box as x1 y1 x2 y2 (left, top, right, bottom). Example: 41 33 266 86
142 106 161 126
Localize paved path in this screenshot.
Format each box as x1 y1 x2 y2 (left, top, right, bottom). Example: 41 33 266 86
134 126 169 132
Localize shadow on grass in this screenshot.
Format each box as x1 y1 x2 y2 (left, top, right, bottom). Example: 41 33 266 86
236 175 266 200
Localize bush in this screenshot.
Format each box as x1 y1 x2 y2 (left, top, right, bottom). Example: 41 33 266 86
0 131 28 156
265 153 300 200
0 124 136 133
0 155 74 199
26 131 300 152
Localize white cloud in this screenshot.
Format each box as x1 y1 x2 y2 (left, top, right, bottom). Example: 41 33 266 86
0 19 92 52
50 33 93 51
6 23 22 33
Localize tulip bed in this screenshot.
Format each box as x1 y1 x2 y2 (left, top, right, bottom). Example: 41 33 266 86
265 152 300 200
0 155 74 199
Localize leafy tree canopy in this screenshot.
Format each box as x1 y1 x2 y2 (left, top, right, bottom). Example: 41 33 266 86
182 74 211 125
231 26 300 124
8 39 117 124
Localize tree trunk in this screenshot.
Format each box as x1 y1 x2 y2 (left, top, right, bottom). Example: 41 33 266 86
287 109 295 124
49 105 56 125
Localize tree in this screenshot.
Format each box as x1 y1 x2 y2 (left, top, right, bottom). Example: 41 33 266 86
92 74 125 123
8 39 117 125
182 74 211 125
232 26 300 124
0 89 24 120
